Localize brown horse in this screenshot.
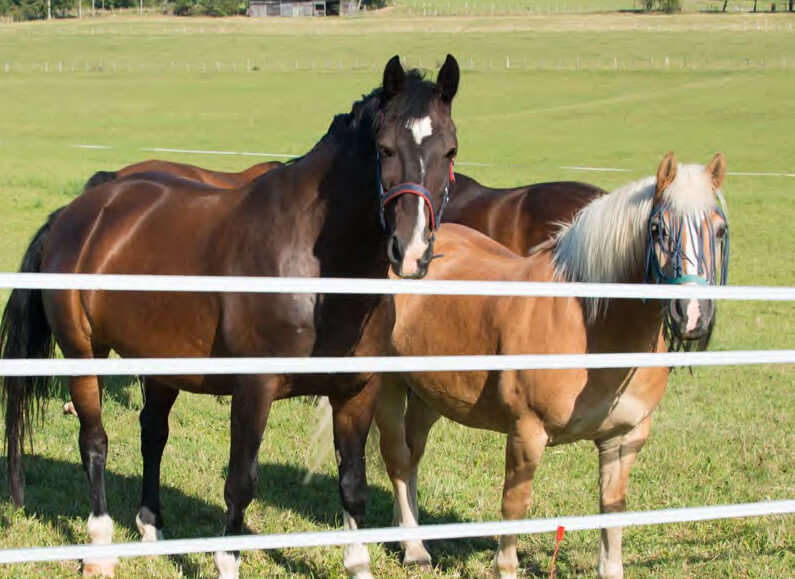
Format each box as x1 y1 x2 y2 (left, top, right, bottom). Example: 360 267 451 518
0 55 461 578
83 158 283 191
375 153 729 578
443 172 605 253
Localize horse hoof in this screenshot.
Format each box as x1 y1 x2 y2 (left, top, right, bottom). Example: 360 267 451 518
403 553 432 570
404 558 433 572
82 559 118 577
63 401 77 417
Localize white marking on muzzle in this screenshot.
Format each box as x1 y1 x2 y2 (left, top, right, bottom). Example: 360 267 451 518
401 196 429 276
685 299 701 333
682 214 704 333
407 116 433 145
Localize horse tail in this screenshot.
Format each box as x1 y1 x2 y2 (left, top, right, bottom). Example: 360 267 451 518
83 170 118 191
1 208 61 507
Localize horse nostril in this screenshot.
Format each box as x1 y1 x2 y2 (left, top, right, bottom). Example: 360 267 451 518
388 236 403 264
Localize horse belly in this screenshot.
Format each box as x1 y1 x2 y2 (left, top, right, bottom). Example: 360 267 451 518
406 371 510 433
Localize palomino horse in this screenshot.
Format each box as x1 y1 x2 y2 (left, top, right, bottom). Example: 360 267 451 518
0 54 460 578
83 158 283 191
376 153 729 578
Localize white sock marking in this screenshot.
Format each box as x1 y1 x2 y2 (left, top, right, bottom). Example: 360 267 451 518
135 507 164 542
343 510 373 578
214 550 241 579
87 514 114 545
406 116 433 145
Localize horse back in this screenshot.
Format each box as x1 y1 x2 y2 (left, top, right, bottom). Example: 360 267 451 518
445 174 605 254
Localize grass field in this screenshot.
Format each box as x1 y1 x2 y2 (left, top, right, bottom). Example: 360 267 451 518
0 10 793 578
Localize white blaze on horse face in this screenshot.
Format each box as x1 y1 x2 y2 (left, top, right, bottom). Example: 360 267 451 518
682 214 703 333
406 116 433 145
401 196 429 276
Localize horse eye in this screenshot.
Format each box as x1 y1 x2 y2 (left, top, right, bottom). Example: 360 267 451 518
650 222 660 236
446 147 457 159
715 225 727 240
378 145 396 158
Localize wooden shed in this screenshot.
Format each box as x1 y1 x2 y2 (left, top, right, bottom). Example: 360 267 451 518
248 0 329 16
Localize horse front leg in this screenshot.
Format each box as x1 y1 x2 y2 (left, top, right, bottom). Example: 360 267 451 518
70 374 118 578
375 376 438 568
595 416 652 579
495 415 547 579
214 377 274 579
330 377 380 579
137 379 179 543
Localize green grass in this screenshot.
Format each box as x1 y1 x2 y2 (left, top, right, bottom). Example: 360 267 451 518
0 12 793 578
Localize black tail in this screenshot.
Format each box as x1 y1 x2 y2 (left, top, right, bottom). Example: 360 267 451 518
1 208 62 507
83 170 118 191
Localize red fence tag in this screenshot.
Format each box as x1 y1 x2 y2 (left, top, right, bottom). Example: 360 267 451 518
549 525 565 578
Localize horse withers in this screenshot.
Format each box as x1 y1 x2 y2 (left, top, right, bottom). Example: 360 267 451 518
0 55 461 578
376 152 730 578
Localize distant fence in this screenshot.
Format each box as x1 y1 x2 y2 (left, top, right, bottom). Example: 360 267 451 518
3 53 795 74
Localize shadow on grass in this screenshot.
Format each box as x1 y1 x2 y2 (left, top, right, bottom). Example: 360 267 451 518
0 455 503 575
0 455 220 577
257 461 501 573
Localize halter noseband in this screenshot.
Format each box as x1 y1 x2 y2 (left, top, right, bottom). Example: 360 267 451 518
376 149 455 232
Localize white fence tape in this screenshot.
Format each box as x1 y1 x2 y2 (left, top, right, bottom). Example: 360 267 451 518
2 273 794 301
1 350 793 377
103 144 795 177
0 500 791 564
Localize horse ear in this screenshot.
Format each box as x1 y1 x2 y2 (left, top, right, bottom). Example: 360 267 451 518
382 55 406 103
436 54 460 104
706 152 726 191
654 151 677 203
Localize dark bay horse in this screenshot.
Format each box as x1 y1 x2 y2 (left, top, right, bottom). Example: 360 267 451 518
1 54 461 578
376 153 730 578
84 158 283 191
443 172 606 253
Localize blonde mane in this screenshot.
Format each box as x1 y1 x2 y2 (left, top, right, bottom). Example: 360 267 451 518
551 164 720 321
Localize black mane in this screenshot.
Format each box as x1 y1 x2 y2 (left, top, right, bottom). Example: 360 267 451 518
324 70 438 142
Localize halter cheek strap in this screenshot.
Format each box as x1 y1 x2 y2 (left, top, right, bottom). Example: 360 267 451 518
645 201 730 287
376 149 455 231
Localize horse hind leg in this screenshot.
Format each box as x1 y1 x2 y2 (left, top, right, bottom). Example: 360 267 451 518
69 368 118 578
595 416 652 579
137 379 179 544
495 416 547 579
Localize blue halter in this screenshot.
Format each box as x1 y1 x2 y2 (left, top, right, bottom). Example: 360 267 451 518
645 200 730 287
376 149 454 232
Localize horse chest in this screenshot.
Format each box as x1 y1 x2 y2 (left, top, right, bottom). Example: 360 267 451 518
547 377 656 445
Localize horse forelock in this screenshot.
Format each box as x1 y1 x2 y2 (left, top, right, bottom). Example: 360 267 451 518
325 70 444 145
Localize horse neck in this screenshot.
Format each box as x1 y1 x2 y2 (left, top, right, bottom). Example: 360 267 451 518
531 244 665 355
273 135 385 276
